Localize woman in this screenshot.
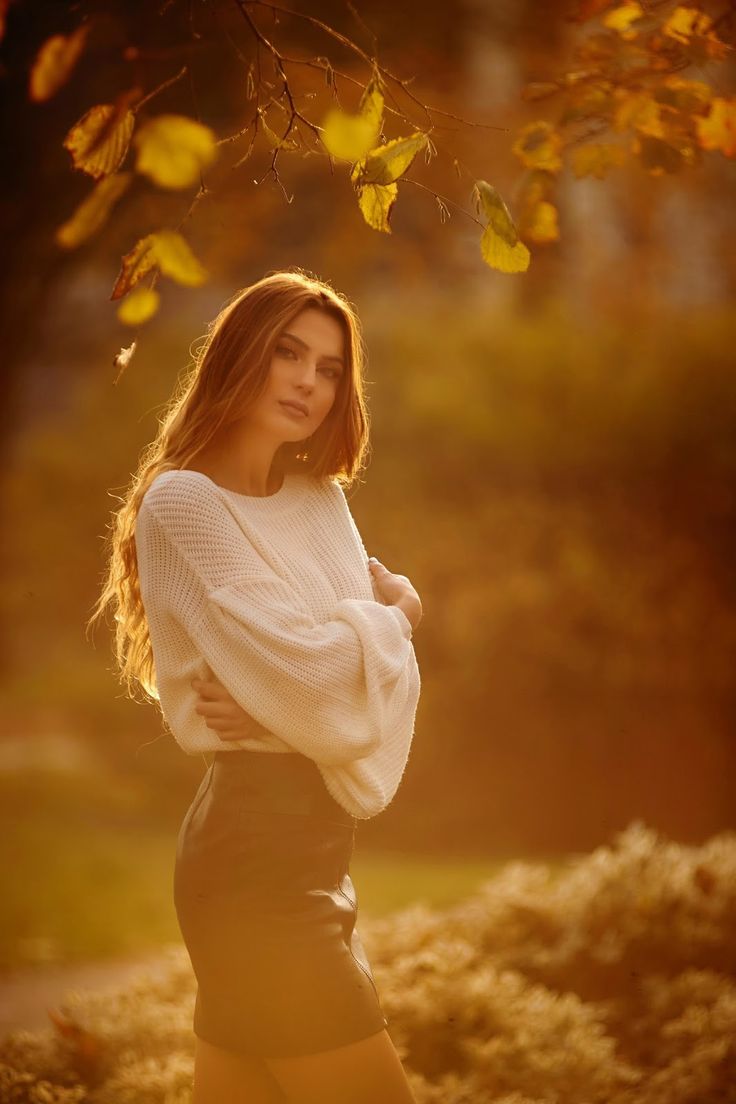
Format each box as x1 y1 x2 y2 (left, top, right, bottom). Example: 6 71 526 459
88 269 423 1104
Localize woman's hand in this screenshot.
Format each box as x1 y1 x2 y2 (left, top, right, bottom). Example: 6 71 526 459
368 557 423 631
191 671 257 741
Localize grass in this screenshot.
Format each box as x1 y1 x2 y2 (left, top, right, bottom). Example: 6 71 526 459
0 769 564 970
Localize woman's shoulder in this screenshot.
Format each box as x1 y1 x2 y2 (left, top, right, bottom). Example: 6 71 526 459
141 468 219 517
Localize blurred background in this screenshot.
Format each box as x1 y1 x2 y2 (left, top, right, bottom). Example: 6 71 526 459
0 0 734 973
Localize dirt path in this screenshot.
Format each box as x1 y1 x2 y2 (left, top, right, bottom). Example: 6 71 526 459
0 948 176 1039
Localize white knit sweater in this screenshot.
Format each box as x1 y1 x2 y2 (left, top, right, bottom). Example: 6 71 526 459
134 468 421 819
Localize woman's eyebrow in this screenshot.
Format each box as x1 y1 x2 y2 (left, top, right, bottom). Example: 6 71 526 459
280 331 345 367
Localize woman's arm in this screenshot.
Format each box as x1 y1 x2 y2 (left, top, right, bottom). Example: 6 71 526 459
137 473 419 767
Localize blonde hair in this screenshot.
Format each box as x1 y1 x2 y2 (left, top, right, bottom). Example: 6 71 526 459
86 268 371 704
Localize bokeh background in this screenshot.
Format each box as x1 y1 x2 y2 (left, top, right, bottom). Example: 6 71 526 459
1 0 734 975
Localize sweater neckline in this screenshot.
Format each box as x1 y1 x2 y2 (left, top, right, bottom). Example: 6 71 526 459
171 468 314 512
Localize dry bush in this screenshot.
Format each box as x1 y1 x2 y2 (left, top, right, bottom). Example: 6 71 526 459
1 821 734 1103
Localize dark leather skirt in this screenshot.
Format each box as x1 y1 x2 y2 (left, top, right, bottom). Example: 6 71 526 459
173 748 388 1058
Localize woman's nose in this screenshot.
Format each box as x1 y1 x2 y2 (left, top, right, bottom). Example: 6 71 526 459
295 363 317 387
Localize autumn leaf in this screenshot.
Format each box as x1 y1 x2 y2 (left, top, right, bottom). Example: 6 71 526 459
662 6 714 43
111 230 208 299
320 75 384 163
570 142 627 178
559 84 615 126
133 114 218 188
117 285 160 325
55 172 132 249
356 182 398 233
695 97 736 158
512 122 563 173
613 91 665 137
29 23 89 102
520 200 559 244
603 2 644 39
64 100 136 179
473 180 530 274
661 5 730 61
353 132 429 186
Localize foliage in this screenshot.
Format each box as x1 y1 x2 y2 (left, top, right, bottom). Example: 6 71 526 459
515 2 735 242
1 822 734 1101
5 0 733 339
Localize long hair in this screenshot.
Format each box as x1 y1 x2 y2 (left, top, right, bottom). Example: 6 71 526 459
86 268 371 704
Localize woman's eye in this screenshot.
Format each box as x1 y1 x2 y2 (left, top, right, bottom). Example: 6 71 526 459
276 345 296 358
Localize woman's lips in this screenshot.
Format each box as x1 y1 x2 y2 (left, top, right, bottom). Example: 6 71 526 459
279 400 309 418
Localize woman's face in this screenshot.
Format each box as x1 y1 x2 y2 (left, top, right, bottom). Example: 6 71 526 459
255 307 346 442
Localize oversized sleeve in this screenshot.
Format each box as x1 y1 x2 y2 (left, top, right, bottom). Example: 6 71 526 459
138 474 418 768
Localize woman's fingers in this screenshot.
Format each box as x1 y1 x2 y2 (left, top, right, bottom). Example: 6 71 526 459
193 683 257 740
194 700 233 719
191 676 225 701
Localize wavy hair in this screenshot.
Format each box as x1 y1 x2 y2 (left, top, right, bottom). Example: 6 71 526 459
86 268 371 704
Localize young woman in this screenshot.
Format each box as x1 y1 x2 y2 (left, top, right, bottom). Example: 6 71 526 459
89 269 423 1104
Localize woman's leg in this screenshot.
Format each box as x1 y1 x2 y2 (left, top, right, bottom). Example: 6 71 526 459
263 1027 417 1104
192 1036 287 1104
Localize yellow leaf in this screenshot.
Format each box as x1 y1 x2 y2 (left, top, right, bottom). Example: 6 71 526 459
111 230 208 299
661 6 729 60
154 229 209 284
355 132 429 186
117 286 160 326
480 225 530 274
570 142 627 178
521 200 559 244
357 182 397 233
320 76 384 163
663 5 713 43
603 2 644 38
64 101 135 179
133 114 218 189
473 179 531 273
29 24 89 102
695 97 736 157
55 172 132 249
512 122 563 173
473 181 519 246
613 91 664 136
517 168 556 209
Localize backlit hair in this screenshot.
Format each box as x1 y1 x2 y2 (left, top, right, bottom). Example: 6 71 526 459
86 267 371 703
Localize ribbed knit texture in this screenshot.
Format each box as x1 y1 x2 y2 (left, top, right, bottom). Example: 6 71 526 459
134 468 421 819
